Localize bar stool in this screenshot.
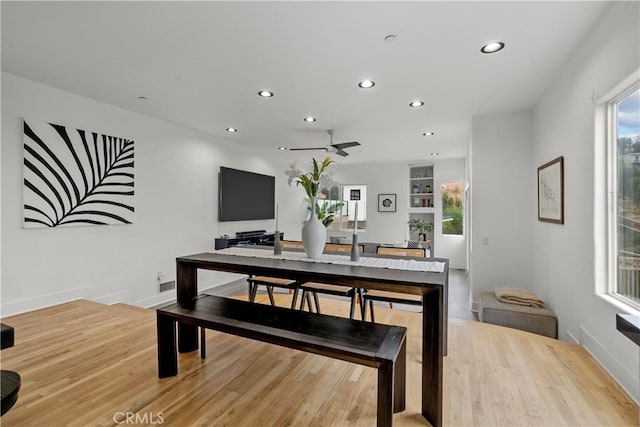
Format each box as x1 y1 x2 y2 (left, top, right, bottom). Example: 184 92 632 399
247 275 301 308
1 323 20 416
362 246 426 322
299 282 360 319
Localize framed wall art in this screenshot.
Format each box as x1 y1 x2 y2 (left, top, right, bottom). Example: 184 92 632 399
377 194 397 212
22 118 135 228
537 156 564 224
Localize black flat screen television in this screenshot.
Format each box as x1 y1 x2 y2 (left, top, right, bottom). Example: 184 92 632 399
219 167 275 222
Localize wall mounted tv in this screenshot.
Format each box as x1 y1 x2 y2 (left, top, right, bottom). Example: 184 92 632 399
218 166 275 222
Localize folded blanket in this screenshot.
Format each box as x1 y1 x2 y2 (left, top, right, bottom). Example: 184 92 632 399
494 287 544 308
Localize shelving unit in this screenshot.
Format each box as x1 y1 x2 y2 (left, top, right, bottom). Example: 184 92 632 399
409 165 434 210
408 164 435 255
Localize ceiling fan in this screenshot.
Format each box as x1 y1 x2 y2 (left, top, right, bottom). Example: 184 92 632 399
288 129 360 157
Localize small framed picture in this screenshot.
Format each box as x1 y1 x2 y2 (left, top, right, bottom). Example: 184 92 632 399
538 156 564 224
378 194 397 212
350 189 361 201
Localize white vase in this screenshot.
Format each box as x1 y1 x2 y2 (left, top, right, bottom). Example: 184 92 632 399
302 197 326 258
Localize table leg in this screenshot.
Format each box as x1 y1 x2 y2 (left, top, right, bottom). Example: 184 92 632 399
176 261 199 352
422 287 443 427
157 312 177 378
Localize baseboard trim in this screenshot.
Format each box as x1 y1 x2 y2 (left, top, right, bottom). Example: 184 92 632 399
93 290 130 305
1 286 91 317
136 277 249 309
565 329 580 345
578 325 639 405
135 291 176 309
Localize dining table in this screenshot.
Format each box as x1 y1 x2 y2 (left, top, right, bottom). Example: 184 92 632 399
170 246 449 427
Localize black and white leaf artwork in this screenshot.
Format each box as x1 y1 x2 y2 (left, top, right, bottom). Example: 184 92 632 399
22 119 135 228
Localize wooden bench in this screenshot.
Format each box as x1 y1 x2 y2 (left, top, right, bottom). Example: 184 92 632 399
156 295 407 427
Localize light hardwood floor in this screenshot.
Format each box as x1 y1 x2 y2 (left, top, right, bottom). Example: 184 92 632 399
1 295 637 426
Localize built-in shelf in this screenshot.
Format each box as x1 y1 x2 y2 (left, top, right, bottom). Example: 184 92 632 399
409 207 435 213
408 164 435 255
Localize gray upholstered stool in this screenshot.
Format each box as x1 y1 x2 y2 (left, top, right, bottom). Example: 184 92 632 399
479 291 558 338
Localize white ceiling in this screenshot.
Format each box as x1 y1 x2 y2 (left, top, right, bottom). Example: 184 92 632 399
1 1 609 164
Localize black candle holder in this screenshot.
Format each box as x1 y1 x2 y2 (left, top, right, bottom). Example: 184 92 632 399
350 234 359 262
273 230 282 255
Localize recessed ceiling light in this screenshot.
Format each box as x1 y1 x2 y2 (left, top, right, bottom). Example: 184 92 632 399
304 116 316 123
430 152 439 156
226 128 238 133
410 101 424 107
480 41 505 54
358 80 375 89
258 90 274 97
384 34 397 42
278 147 288 151
138 96 148 100
422 131 435 136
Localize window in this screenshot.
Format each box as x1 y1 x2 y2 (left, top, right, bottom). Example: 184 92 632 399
608 84 640 310
441 182 463 235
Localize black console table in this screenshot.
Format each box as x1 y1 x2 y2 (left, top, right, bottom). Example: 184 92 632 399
214 230 283 250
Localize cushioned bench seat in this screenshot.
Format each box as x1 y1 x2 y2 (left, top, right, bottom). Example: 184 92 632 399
479 291 558 338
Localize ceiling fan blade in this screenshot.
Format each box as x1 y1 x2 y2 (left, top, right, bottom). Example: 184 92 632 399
288 147 326 151
335 149 349 157
331 141 360 150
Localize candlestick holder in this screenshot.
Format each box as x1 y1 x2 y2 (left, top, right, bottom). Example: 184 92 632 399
350 234 360 262
273 230 282 255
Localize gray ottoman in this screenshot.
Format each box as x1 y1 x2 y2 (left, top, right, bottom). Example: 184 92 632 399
479 291 558 338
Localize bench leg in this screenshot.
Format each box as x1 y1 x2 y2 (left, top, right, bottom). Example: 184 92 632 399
377 362 394 427
157 312 177 378
394 337 406 413
370 300 375 323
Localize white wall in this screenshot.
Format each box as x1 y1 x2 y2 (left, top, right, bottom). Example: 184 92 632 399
1 72 299 315
532 2 639 403
330 159 467 268
469 110 534 305
329 161 409 245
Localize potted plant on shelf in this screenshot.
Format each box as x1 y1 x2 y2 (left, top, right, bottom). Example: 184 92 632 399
408 218 434 242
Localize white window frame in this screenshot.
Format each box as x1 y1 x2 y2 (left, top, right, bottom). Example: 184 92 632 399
605 79 640 312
